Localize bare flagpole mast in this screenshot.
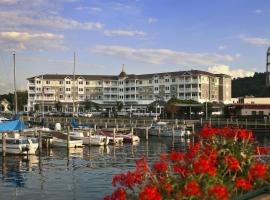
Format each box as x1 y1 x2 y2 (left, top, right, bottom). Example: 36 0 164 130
13 51 18 115
72 52 76 118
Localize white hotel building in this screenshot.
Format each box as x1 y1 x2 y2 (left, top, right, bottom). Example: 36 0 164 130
26 69 231 112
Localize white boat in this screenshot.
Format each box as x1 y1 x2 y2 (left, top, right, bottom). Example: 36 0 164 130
149 122 191 137
0 133 38 155
62 131 109 146
51 137 83 148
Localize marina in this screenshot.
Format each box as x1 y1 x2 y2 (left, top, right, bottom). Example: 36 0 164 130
0 117 269 199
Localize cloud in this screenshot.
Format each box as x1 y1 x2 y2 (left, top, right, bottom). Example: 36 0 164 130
241 36 270 45
218 45 227 50
208 65 254 78
148 17 157 24
75 6 102 12
104 30 146 37
0 31 67 51
254 9 262 14
93 45 238 66
0 11 103 30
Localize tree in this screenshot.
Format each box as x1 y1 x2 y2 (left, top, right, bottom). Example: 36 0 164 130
116 101 123 111
165 98 181 119
83 100 92 112
34 104 40 112
0 104 4 111
55 101 62 112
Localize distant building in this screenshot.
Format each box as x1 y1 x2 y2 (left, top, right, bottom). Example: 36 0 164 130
237 96 270 104
25 69 231 112
266 47 270 87
227 96 270 117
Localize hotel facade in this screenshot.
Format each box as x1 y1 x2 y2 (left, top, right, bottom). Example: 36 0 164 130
26 69 231 112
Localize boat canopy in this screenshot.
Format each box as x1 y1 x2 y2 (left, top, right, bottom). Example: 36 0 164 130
0 120 26 132
71 118 95 128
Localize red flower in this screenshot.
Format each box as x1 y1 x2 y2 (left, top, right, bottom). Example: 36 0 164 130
224 155 240 171
235 177 252 191
164 182 171 197
136 156 148 174
200 127 218 138
173 164 189 177
249 162 267 180
139 185 161 200
169 151 184 161
208 185 229 200
183 180 202 197
112 172 142 188
193 157 216 176
104 188 126 200
256 147 269 155
153 161 168 172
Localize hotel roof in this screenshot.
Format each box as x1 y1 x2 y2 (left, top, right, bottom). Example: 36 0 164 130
27 70 231 80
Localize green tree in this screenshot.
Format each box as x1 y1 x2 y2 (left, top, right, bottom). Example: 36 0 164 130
116 101 123 111
55 101 62 112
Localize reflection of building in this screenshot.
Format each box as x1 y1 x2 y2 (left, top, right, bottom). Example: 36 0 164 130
26 69 231 112
266 47 270 87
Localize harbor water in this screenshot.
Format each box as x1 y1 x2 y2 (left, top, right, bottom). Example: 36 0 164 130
0 134 269 200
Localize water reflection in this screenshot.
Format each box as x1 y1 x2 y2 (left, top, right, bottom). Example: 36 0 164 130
0 155 38 188
0 135 267 200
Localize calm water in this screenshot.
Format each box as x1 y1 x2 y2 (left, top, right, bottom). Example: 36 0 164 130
0 135 269 200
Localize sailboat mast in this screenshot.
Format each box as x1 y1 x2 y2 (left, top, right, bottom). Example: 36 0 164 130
72 52 76 117
13 51 18 115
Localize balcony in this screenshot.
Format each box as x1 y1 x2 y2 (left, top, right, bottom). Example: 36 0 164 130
35 96 56 101
44 90 55 94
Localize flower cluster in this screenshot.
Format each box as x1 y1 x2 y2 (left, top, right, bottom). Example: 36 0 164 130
104 127 269 200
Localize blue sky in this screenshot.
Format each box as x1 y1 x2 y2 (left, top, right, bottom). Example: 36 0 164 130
0 0 270 94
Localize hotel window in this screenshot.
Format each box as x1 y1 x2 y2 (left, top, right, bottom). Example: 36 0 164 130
172 78 175 82
149 80 152 84
59 88 63 92
59 81 63 84
59 94 63 99
154 87 159 91
66 88 71 91
98 81 102 85
171 86 175 91
86 81 89 85
179 85 184 88
154 79 158 83
79 81 83 85
36 80 41 84
79 88 84 92
66 81 70 84
45 81 50 84
165 79 169 82
98 88 102 92
86 88 89 92
165 86 170 91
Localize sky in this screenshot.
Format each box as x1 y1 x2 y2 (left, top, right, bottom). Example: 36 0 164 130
0 0 270 94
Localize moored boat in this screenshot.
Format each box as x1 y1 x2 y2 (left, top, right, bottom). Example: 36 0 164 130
0 133 38 155
101 129 140 143
149 122 191 137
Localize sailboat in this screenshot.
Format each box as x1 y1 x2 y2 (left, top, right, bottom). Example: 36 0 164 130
64 52 109 146
0 52 39 154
